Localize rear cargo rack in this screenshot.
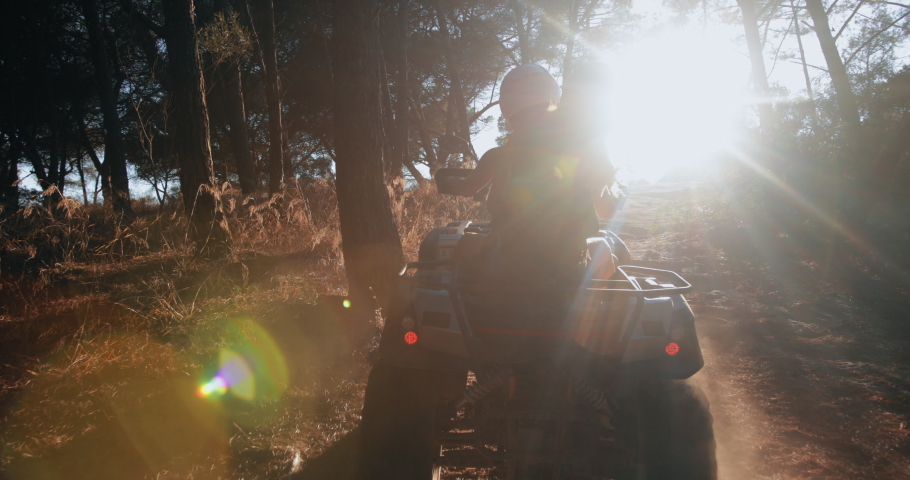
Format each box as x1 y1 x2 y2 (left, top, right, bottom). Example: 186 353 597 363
399 263 691 296
590 266 692 295
399 261 693 377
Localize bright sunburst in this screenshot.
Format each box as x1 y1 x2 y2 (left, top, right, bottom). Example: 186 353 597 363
604 27 751 183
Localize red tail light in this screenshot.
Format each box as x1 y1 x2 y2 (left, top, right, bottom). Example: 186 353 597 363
665 342 680 356
404 331 418 345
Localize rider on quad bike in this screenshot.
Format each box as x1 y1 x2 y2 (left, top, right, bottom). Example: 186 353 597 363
359 65 716 480
437 64 620 282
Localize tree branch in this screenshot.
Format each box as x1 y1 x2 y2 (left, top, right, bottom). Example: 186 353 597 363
761 3 779 48
119 0 165 37
76 118 105 171
469 100 500 125
864 0 910 8
767 21 793 78
857 10 910 32
844 9 910 66
403 159 426 185
788 59 829 72
17 130 50 187
834 0 865 41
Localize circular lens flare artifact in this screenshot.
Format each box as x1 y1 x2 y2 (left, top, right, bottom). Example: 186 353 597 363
196 319 289 403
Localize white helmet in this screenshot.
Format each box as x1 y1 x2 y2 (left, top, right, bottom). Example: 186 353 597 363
499 64 561 122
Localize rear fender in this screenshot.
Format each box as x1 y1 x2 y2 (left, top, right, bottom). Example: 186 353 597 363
620 295 704 379
380 283 469 372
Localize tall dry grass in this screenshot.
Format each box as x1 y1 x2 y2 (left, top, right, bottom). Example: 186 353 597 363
393 184 489 257
0 179 484 274
0 180 484 478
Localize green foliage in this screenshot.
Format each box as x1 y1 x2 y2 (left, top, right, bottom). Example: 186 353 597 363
199 11 253 66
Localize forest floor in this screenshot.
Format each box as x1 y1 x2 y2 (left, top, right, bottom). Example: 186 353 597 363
1 183 909 479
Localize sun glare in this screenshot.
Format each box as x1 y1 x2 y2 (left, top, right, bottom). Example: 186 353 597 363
604 28 750 183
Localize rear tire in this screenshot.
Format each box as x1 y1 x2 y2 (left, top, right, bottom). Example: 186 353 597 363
636 380 717 480
359 358 466 480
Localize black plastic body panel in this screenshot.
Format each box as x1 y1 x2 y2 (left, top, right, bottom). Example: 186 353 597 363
619 319 704 379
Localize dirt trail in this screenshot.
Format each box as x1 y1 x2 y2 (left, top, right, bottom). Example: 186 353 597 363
619 184 910 479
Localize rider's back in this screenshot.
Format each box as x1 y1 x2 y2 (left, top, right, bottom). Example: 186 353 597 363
484 116 601 284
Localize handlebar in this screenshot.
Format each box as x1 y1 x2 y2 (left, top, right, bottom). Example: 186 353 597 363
434 168 473 195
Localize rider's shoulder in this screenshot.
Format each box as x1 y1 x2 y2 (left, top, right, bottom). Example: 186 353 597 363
480 145 513 162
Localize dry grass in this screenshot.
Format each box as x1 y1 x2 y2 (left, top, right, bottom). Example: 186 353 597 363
0 182 480 479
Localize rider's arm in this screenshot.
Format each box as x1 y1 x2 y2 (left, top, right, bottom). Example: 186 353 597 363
593 186 619 221
576 139 614 194
440 147 503 196
576 139 618 221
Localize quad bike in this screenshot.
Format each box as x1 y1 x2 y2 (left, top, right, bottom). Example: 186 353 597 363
360 169 716 480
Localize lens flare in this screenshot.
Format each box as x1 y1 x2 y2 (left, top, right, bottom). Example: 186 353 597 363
216 348 256 401
197 375 229 398
196 319 289 404
342 299 352 308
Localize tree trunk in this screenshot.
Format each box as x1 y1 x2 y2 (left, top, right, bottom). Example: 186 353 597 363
854 108 910 225
162 0 232 257
790 0 815 101
221 59 258 195
0 132 20 214
332 0 404 309
77 153 89 205
410 92 440 176
434 3 472 158
254 0 289 194
210 0 256 195
737 0 775 131
805 0 866 230
20 128 63 206
81 0 134 218
404 159 426 186
805 0 861 132
379 55 396 178
791 0 818 126
389 0 410 186
49 120 62 196
874 114 910 188
77 117 114 204
443 91 456 165
132 21 171 92
511 0 531 64
564 0 578 75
